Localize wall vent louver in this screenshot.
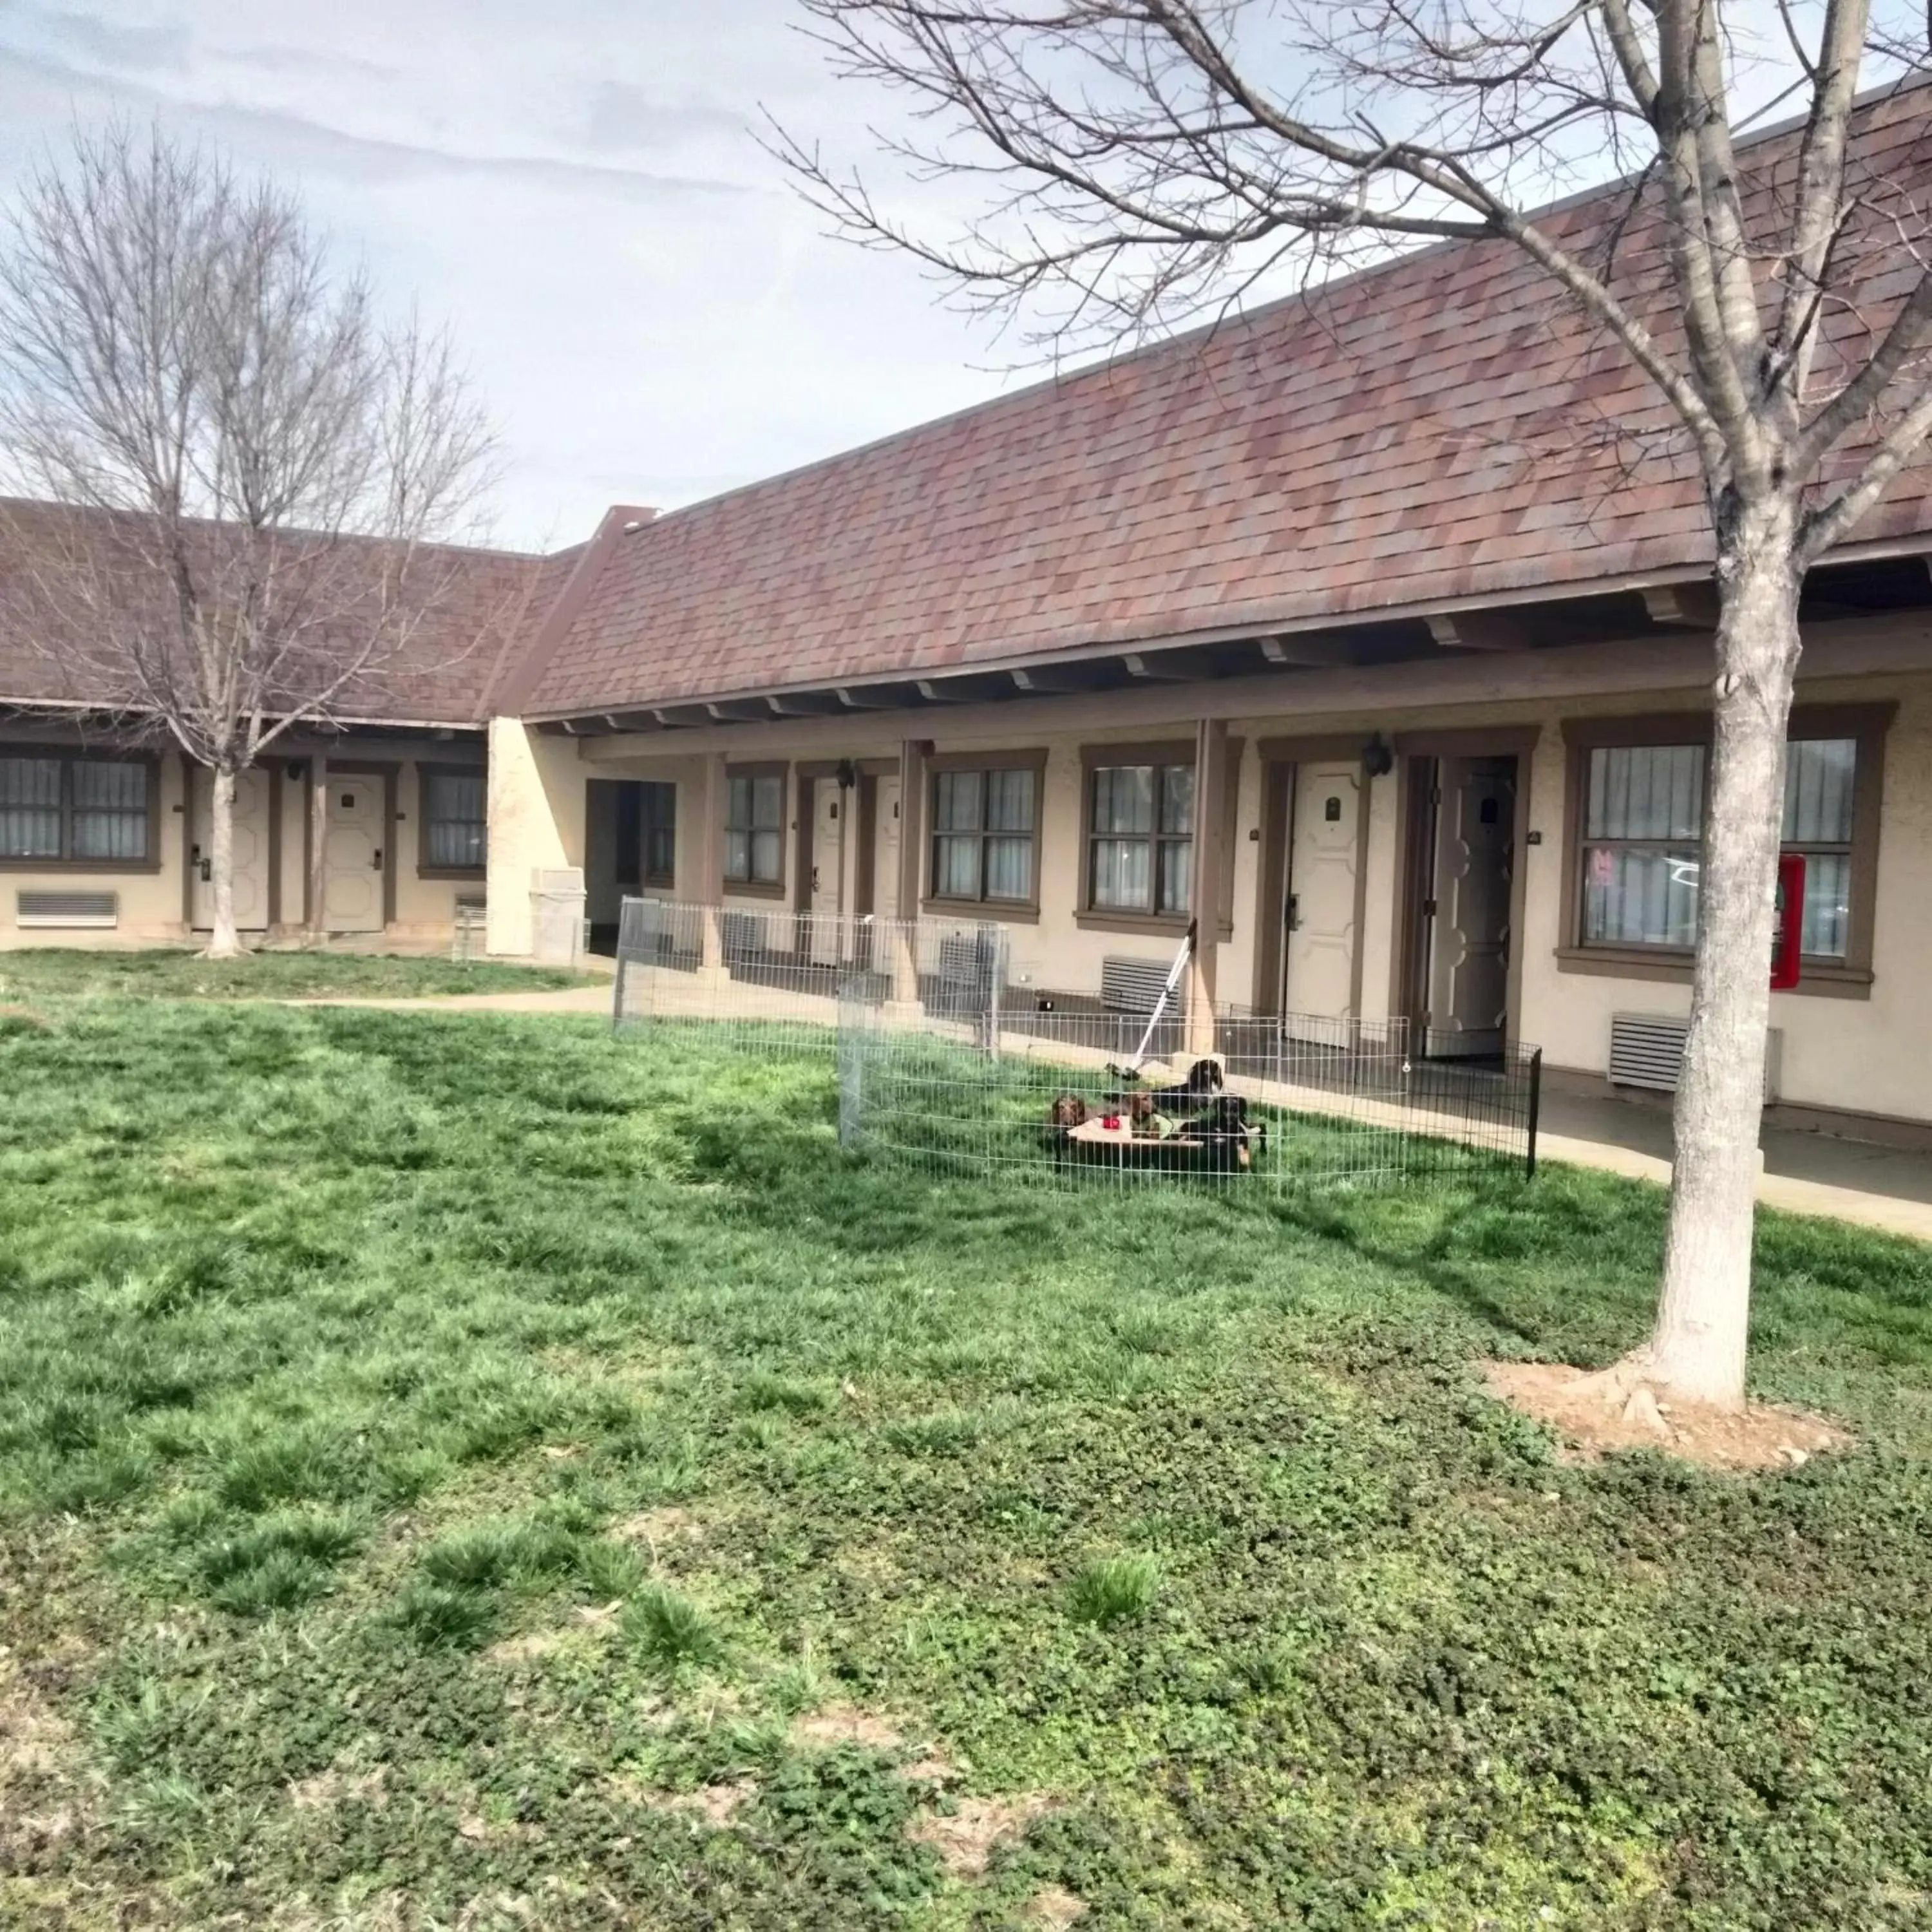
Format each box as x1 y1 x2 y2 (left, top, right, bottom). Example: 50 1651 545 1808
17 890 118 929
1607 1012 1781 1102
1101 954 1174 1016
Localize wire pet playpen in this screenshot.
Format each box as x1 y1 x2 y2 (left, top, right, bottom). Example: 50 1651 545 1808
612 897 1542 1191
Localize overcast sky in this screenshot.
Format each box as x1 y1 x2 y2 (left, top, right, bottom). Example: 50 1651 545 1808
0 0 1018 551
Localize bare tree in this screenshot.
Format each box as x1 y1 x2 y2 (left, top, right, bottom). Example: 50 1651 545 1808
773 0 1932 1410
0 123 498 957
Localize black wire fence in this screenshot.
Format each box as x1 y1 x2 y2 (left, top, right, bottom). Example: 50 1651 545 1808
613 897 1541 1192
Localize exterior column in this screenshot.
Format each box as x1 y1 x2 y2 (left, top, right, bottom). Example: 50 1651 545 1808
892 737 928 1005
306 754 329 940
696 751 726 971
1186 717 1229 1056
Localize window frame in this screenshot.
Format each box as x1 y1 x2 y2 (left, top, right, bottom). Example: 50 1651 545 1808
416 762 489 878
921 747 1048 922
639 780 677 888
1075 741 1200 934
0 743 162 873
723 761 788 899
1558 705 1892 999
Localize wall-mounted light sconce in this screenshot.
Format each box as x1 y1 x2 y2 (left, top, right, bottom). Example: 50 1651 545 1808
835 757 858 790
1361 735 1395 779
285 761 308 782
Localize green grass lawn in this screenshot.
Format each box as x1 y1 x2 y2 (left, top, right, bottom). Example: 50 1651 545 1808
2 1005 1930 1930
0 947 599 1002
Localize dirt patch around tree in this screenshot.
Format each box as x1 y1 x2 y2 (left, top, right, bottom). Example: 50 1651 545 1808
1485 1360 1848 1470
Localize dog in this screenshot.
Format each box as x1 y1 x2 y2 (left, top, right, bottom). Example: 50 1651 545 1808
1106 1057 1225 1112
1043 1092 1090 1155
1184 1092 1257 1171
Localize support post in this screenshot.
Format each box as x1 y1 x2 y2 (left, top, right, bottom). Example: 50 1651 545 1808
892 737 928 1008
1186 717 1229 1056
697 752 726 972
306 755 329 940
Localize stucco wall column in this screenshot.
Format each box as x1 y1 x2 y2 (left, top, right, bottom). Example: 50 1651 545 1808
486 717 583 957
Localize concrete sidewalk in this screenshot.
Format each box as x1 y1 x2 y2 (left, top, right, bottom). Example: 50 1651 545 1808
285 983 616 1016
1538 1088 1932 1240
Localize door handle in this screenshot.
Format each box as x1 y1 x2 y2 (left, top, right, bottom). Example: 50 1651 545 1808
198 858 211 883
1286 894 1301 931
372 848 383 871
811 866 820 891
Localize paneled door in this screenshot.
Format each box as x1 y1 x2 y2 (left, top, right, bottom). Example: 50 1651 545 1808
189 768 270 932
321 777 385 934
1281 759 1361 1044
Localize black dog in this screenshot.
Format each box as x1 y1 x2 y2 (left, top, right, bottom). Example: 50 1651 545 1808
1105 1057 1224 1111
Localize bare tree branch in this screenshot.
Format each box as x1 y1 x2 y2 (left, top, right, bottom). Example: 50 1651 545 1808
0 120 500 954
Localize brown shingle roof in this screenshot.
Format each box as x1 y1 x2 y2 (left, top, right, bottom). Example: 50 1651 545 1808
0 498 558 728
516 84 1932 719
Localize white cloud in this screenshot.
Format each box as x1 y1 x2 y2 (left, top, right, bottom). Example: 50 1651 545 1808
0 0 1019 548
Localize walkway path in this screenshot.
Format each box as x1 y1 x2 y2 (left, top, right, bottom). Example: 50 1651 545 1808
1537 1089 1932 1241
283 983 615 1016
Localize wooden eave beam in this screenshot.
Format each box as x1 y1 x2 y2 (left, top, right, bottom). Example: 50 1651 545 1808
1641 583 1721 630
1122 651 1206 682
836 685 912 710
1010 666 1088 695
1258 634 1363 668
1426 611 1535 652
766 692 848 717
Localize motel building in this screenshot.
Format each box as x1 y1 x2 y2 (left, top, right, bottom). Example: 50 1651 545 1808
7 87 1932 1146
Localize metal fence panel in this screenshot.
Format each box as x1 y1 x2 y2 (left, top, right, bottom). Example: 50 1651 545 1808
615 896 1539 1191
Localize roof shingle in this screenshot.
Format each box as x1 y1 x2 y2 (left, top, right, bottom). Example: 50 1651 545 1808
516 85 1932 719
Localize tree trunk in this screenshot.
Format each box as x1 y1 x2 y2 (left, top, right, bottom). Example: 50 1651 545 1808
205 761 243 961
1647 520 1803 1407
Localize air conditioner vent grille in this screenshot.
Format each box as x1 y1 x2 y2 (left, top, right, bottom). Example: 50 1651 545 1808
1101 954 1174 1016
1608 1011 1782 1102
17 890 118 929
1607 1012 1689 1091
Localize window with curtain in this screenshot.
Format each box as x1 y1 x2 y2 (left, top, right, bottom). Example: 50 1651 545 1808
0 753 149 864
1578 736 1859 960
1087 761 1193 916
423 770 487 869
931 764 1037 904
725 772 784 885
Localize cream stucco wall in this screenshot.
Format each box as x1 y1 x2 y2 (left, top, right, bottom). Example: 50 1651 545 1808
0 747 190 949
486 718 587 957
548 647 1932 1130
2 734 489 951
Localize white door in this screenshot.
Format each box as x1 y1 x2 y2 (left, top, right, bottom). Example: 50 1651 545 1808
810 778 844 962
1281 761 1361 1043
1425 757 1515 1057
190 768 271 932
321 778 386 934
873 777 902 921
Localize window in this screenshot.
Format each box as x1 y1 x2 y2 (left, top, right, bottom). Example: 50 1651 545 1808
1782 737 1856 958
422 768 487 871
0 752 152 866
640 781 676 886
1567 708 1889 983
1580 743 1705 951
1086 759 1194 918
931 765 1037 904
725 771 784 887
